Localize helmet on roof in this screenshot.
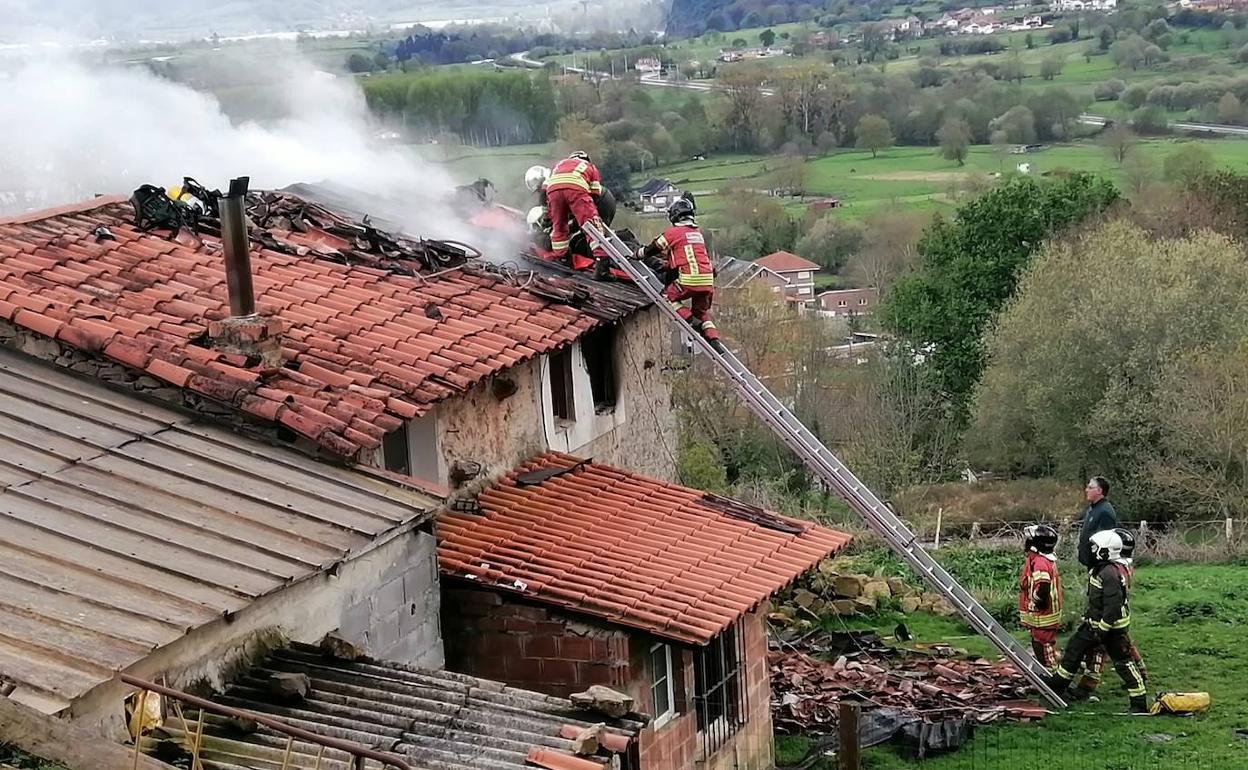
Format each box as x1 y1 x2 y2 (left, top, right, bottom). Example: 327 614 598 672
1090 529 1124 564
1023 524 1059 555
524 165 550 192
526 205 548 231
667 197 695 224
569 150 590 161
1115 528 1136 559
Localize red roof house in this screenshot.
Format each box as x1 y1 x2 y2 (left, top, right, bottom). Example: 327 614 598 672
754 251 821 306
438 452 851 770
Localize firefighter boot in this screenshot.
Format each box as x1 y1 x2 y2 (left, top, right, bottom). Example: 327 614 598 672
1130 695 1150 714
1046 671 1072 696
592 257 611 281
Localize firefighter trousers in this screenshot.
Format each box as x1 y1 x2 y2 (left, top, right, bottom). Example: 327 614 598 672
1076 636 1148 693
1054 624 1147 701
1027 625 1059 671
663 283 718 340
547 188 605 264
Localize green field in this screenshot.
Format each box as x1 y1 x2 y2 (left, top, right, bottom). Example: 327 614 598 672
775 557 1248 769
641 138 1248 222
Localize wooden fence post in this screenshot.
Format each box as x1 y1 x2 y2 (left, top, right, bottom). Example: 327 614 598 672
1138 520 1148 553
839 702 861 770
1227 517 1234 547
934 507 944 550
970 521 981 542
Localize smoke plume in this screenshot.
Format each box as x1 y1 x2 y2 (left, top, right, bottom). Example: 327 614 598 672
0 54 521 256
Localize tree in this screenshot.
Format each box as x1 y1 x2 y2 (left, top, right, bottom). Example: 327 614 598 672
760 28 777 47
1163 143 1215 184
1099 25 1116 51
1093 79 1127 101
991 105 1037 145
347 53 374 72
718 70 766 151
855 114 894 158
555 115 606 161
1111 36 1148 70
1218 91 1245 124
846 206 929 292
1025 33 1035 49
968 222 1248 518
937 117 972 166
1101 123 1138 166
1122 151 1156 196
997 55 1025 84
883 174 1120 420
1040 54 1065 81
794 217 865 272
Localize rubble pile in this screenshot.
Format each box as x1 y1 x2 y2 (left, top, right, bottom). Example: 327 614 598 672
771 562 958 630
770 630 1047 735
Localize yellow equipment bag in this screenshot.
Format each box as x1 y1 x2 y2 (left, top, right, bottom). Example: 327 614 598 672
1150 692 1211 716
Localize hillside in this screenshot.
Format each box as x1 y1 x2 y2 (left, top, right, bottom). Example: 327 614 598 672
666 0 820 37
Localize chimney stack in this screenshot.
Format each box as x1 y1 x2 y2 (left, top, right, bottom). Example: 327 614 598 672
220 176 256 317
207 176 283 369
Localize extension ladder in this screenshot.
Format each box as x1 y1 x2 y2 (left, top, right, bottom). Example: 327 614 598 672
583 222 1066 708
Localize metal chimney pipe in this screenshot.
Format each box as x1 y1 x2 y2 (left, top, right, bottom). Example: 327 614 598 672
220 176 256 317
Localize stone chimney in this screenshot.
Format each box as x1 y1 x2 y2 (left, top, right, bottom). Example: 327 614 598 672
207 176 283 368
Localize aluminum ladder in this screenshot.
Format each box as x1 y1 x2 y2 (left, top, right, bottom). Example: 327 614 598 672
583 222 1066 708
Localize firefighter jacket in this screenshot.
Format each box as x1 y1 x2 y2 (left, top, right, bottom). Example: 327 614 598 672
1019 551 1062 629
639 223 715 288
545 157 604 196
1084 561 1131 632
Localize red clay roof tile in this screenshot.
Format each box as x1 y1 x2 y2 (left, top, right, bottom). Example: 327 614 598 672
438 453 852 645
0 196 646 459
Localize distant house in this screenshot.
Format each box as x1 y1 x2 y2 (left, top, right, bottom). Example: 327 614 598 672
962 15 1000 33
637 178 684 214
635 56 662 73
715 255 787 292
755 250 822 307
808 197 841 214
1052 0 1117 9
818 287 881 317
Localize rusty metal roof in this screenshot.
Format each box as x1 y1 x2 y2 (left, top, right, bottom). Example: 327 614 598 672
0 348 437 715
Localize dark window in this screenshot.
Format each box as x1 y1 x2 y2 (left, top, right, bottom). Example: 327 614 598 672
382 421 410 475
694 620 748 756
650 643 675 727
549 348 575 421
582 327 617 412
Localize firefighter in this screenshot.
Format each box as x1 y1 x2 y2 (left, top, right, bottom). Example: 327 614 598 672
1019 524 1063 671
634 197 720 346
1048 530 1149 713
543 151 609 274
1073 527 1148 699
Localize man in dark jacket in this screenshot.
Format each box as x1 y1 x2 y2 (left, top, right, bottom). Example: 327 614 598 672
1078 476 1118 568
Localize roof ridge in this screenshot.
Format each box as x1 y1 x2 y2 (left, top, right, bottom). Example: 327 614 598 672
0 195 130 226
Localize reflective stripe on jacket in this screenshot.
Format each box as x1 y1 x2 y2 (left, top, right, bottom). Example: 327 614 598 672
653 224 714 287
545 157 604 195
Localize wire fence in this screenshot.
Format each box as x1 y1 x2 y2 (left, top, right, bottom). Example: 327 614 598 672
913 517 1246 561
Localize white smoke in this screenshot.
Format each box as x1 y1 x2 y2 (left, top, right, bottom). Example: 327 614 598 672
0 54 524 257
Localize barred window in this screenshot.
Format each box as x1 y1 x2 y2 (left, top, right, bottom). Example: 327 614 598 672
694 620 748 756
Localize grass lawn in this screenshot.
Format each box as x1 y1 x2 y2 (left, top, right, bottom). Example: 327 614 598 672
643 137 1248 224
775 556 1248 769
410 141 555 207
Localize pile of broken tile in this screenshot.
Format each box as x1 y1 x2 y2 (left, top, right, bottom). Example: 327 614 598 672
770 629 1048 736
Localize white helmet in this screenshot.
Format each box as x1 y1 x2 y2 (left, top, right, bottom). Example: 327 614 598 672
1090 529 1124 563
524 165 550 192
526 206 547 231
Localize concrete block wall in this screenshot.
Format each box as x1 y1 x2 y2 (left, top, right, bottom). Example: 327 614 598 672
341 530 443 669
441 584 631 697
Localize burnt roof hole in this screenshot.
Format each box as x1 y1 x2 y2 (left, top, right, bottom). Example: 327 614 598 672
516 459 591 486
699 493 804 535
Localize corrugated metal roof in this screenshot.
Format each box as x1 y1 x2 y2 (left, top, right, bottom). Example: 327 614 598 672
171 643 639 770
0 348 437 714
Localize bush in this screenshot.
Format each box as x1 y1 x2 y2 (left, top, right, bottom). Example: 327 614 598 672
1238 42 1248 62
1094 78 1127 101
1121 83 1150 108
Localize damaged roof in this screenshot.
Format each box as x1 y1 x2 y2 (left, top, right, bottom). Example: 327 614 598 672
0 192 647 460
0 348 436 715
437 452 852 645
178 643 639 770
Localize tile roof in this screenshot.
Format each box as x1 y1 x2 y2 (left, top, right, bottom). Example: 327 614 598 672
756 250 822 273
0 193 646 460
437 453 852 645
179 643 640 770
0 348 437 715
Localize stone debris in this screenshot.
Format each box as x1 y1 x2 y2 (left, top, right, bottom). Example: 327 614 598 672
266 672 310 701
570 685 634 719
770 630 1045 735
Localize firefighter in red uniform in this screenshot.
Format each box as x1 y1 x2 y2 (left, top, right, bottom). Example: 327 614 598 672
1072 527 1148 700
544 151 608 274
634 198 720 345
1019 524 1063 671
